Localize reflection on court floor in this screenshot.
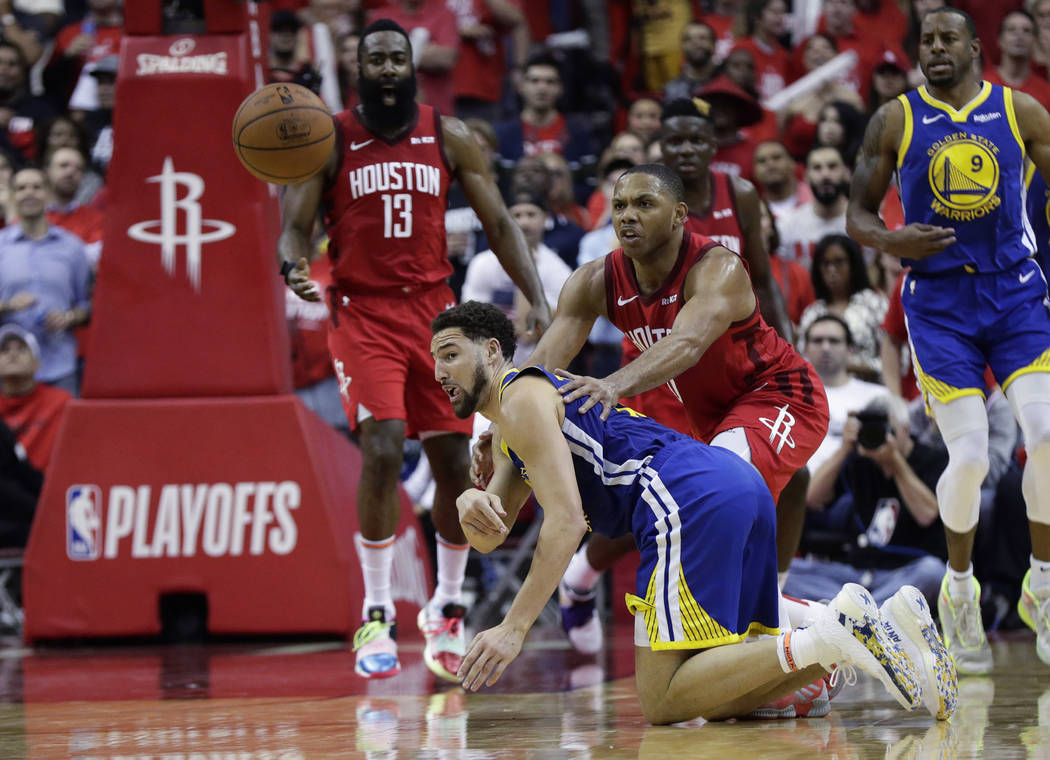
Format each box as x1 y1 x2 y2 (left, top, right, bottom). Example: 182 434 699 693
0 627 1045 758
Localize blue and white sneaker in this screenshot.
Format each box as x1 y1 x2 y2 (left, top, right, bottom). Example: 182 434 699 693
881 585 958 720
353 606 400 679
816 583 923 711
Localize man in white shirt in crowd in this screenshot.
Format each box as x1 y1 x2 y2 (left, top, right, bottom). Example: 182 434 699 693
461 189 571 365
803 314 888 478
777 146 849 268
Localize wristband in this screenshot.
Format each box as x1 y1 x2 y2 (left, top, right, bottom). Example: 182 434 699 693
280 260 295 283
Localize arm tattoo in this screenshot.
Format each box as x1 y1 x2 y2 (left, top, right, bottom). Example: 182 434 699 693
860 106 889 160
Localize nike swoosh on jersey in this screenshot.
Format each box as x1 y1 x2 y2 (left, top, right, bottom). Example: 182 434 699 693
617 295 640 306
922 114 946 125
350 140 375 151
1020 269 1037 284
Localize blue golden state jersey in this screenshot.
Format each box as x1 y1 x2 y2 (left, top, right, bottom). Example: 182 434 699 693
498 366 697 538
1025 162 1050 277
896 82 1037 274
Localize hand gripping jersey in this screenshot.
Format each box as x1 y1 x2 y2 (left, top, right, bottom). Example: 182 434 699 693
896 82 1036 274
605 231 815 442
323 104 453 293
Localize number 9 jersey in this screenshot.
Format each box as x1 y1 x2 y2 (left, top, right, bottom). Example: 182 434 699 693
323 104 453 294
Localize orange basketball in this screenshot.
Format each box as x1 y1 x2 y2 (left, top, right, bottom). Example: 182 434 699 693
232 83 335 184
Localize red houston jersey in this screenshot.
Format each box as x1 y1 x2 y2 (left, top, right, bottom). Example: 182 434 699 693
683 171 744 255
605 231 814 441
323 104 452 294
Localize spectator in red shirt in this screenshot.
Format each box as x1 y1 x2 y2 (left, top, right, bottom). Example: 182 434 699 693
867 47 911 115
732 0 790 102
379 0 459 115
625 96 662 145
760 197 814 326
449 0 528 125
45 0 123 113
0 324 69 471
984 9 1050 113
45 146 103 266
816 0 886 100
702 0 743 63
698 74 764 182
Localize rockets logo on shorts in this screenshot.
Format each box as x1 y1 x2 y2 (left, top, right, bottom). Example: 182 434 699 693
66 484 102 561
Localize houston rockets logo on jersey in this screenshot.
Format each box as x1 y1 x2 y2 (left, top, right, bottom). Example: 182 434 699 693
926 132 1001 221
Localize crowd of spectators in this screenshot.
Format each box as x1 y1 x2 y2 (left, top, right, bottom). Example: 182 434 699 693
1 0 1048 635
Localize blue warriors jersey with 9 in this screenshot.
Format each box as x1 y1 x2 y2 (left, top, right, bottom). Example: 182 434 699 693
896 82 1036 274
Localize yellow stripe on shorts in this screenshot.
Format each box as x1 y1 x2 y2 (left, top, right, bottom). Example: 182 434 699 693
625 567 778 651
1002 346 1050 392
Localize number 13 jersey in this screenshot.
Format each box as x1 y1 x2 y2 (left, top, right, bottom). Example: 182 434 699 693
323 104 453 294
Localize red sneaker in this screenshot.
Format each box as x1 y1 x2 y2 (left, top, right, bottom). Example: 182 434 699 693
747 677 830 719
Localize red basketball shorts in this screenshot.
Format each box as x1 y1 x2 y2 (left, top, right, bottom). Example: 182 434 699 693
326 283 474 438
712 379 829 501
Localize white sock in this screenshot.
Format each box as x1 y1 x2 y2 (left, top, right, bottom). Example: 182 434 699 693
777 627 831 673
432 534 470 608
360 535 396 621
1031 554 1050 597
782 594 823 628
947 563 976 602
563 545 601 592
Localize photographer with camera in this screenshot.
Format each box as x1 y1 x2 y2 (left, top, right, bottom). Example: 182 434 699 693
785 315 948 607
785 392 949 607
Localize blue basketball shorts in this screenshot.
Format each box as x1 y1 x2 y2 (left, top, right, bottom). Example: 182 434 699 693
625 441 781 650
902 259 1050 404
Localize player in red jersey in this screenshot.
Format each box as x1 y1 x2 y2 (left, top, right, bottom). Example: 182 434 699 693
551 102 812 655
495 165 830 665
278 18 551 682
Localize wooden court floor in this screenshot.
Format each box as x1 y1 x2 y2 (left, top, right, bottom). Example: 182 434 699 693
0 622 1046 759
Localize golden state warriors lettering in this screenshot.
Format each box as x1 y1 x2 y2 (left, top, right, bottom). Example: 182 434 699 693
897 84 1034 274
926 132 1001 221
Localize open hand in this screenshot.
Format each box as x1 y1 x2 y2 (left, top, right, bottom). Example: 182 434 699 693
458 622 525 691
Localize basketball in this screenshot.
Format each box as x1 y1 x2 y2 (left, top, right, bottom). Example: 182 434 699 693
232 83 335 184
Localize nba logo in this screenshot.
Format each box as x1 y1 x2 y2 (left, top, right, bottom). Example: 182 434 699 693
66 485 102 561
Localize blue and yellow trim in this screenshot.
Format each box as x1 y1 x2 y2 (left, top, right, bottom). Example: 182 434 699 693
897 93 913 169
911 344 986 406
917 80 992 123
1002 347 1050 392
625 567 778 651
1004 87 1026 155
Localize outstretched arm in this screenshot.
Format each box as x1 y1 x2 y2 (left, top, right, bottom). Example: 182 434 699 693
733 177 793 340
444 116 552 335
846 100 956 259
559 247 756 417
458 377 589 691
277 148 338 303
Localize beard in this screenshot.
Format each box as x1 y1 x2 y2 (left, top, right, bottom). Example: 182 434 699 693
452 362 488 419
359 71 418 131
810 180 849 206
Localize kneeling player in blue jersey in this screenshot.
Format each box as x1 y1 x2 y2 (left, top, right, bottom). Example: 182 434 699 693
431 301 957 723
